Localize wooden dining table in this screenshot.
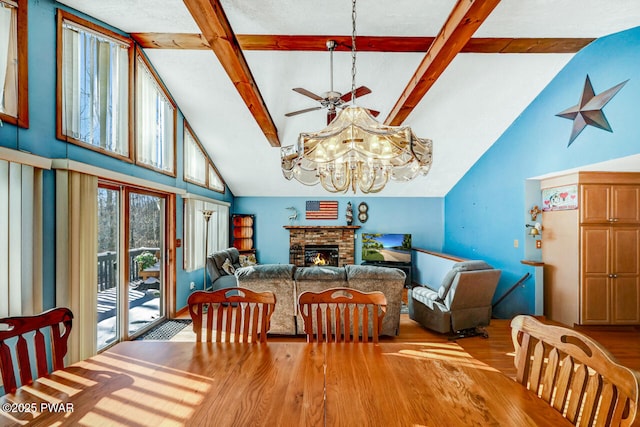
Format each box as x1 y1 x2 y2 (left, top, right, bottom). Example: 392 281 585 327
0 341 571 426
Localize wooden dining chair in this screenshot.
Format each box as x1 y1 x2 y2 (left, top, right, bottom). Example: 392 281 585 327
298 287 387 343
511 315 640 427
0 307 74 394
187 288 276 343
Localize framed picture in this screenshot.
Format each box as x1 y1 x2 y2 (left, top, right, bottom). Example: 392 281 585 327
542 184 578 211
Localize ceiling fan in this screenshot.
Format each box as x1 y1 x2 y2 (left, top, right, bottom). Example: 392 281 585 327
285 40 380 125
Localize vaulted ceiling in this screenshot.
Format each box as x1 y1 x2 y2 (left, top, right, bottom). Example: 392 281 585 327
56 0 640 197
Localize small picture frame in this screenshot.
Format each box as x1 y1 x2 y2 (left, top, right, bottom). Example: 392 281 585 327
542 185 578 211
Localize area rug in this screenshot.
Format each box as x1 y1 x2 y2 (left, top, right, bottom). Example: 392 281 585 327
136 319 192 341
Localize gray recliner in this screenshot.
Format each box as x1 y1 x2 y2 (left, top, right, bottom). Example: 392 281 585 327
408 261 501 335
205 248 241 291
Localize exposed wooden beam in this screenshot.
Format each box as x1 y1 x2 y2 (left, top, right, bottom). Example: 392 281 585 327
133 33 593 54
385 0 502 126
131 33 210 49
182 0 280 147
464 37 594 54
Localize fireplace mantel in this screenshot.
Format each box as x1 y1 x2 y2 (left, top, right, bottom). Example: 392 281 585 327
285 225 360 266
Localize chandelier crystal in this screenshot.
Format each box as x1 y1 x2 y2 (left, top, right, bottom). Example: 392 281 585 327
280 0 433 194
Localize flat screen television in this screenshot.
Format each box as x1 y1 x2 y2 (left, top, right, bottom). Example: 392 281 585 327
361 233 412 263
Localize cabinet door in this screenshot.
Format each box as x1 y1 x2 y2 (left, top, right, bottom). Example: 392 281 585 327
612 185 640 223
581 185 610 223
611 227 640 323
581 227 611 324
583 276 611 324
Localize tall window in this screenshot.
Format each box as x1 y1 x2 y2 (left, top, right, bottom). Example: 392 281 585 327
57 11 131 158
184 126 206 186
184 123 226 193
136 54 175 175
183 198 229 272
0 0 27 127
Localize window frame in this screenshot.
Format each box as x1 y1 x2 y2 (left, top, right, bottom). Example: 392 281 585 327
0 0 28 128
55 10 134 162
183 121 226 193
134 47 177 177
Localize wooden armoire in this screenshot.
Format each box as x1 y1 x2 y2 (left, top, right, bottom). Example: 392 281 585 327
542 172 640 326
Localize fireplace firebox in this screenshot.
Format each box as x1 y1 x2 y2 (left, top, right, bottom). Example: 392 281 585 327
304 245 339 267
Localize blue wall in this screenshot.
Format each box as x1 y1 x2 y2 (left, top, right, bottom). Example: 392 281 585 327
0 0 233 312
444 26 640 318
233 197 444 264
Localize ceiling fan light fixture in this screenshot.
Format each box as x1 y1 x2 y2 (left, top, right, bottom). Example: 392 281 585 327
280 0 433 194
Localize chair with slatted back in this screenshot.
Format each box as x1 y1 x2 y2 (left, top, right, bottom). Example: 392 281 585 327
511 315 640 427
298 287 387 343
188 288 276 343
0 307 73 394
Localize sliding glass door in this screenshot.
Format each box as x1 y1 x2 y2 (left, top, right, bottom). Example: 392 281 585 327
97 185 120 349
127 191 164 335
97 183 167 350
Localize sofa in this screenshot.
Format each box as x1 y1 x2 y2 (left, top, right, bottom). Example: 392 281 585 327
235 264 406 336
408 259 501 334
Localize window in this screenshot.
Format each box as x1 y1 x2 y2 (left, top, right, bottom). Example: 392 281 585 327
184 123 226 192
183 198 229 272
135 53 175 175
0 0 27 127
57 11 132 158
208 164 225 193
184 126 206 186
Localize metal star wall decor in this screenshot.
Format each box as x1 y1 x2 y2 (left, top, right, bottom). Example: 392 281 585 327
556 75 628 146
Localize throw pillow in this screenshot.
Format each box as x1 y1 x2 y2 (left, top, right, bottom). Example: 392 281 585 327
221 258 236 275
239 254 258 267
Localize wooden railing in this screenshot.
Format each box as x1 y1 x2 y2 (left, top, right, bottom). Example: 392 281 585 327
97 247 160 292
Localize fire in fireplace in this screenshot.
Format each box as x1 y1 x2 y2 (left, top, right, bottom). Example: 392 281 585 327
304 245 339 267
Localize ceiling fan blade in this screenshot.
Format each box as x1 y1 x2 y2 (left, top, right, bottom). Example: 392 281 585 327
340 86 372 102
285 106 322 117
292 88 324 101
327 109 337 125
367 109 380 117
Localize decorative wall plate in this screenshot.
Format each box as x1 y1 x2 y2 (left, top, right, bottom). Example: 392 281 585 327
358 202 368 213
358 211 368 223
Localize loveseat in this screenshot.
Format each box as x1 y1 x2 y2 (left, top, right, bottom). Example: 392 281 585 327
235 264 405 336
408 259 501 334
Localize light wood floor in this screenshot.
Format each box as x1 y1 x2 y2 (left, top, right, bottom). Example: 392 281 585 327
394 315 640 379
174 311 640 379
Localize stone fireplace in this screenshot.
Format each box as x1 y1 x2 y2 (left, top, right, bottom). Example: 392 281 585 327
284 226 360 267
304 245 339 266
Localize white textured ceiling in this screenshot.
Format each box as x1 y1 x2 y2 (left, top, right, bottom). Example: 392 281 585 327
56 0 640 197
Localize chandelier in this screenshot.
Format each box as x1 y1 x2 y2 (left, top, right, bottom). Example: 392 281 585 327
281 0 433 194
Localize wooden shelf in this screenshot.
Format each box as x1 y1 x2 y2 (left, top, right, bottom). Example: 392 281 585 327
521 260 544 267
232 214 255 252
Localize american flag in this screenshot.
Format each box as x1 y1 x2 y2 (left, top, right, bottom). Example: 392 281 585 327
306 201 338 220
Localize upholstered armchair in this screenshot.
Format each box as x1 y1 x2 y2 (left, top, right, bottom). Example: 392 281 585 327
206 248 241 291
408 261 501 336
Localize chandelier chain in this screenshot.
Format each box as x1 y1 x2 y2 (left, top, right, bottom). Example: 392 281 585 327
351 0 357 105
